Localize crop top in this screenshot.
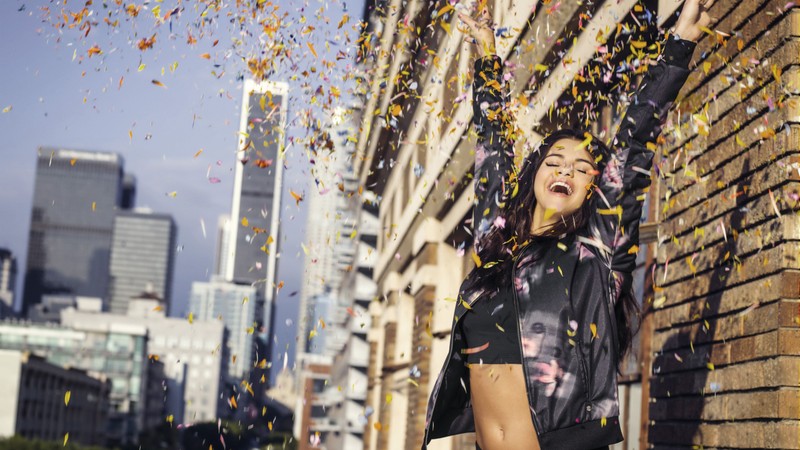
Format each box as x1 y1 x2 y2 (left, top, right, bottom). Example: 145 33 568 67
459 285 521 364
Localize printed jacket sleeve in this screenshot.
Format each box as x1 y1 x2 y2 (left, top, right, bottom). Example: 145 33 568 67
588 37 697 278
471 55 517 253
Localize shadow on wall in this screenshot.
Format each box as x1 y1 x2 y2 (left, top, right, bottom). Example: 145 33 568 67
648 154 752 446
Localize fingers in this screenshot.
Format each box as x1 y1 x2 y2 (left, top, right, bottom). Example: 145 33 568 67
457 12 480 32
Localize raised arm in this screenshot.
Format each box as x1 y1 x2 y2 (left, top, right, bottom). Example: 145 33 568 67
588 36 697 275
470 55 517 252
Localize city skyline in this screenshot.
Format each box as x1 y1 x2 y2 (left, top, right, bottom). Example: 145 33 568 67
0 0 365 385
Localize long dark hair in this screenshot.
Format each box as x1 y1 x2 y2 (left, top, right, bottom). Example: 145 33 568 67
462 128 640 368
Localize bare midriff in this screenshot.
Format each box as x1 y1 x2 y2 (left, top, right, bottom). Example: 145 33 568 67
469 363 541 450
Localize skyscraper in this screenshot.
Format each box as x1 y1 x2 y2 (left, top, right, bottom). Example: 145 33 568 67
22 148 127 316
296 107 358 360
108 209 177 314
224 79 288 370
0 248 16 318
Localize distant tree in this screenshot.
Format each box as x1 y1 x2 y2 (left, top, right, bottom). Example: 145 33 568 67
136 422 179 450
0 435 116 450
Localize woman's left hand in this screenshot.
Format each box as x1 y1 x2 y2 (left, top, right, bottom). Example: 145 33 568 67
672 0 716 42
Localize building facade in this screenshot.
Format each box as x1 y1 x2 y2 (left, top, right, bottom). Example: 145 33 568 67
0 320 148 446
22 148 128 316
61 299 226 424
222 79 289 370
0 248 16 319
108 209 177 315
292 106 379 449
351 0 752 449
0 349 109 446
189 277 256 382
644 1 800 448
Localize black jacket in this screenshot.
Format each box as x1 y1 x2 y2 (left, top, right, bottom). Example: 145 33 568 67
422 36 697 449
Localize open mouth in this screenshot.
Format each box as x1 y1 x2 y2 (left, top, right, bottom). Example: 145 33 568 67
548 180 573 196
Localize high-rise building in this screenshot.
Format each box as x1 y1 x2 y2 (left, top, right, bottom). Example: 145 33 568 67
0 248 16 318
293 106 377 450
189 277 256 381
296 107 358 361
22 148 127 316
224 80 288 369
108 209 177 314
0 350 110 446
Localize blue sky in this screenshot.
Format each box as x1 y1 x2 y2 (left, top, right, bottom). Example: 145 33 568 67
0 0 365 382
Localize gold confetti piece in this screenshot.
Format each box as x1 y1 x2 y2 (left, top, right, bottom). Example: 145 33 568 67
601 417 607 427
290 189 304 205
64 391 71 406
92 202 96 211
167 191 177 198
307 42 318 57
385 393 392 404
151 79 167 89
188 313 194 324
138 63 146 72
241 217 249 227
337 14 349 29
653 296 666 309
1 105 11 113
87 45 102 57
772 64 782 83
471 250 482 268
70 159 77 166
374 421 382 431
194 149 203 158
64 433 69 446
166 414 174 424
590 323 597 340
706 362 715 371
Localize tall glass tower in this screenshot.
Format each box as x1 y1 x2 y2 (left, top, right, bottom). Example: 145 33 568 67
22 148 126 316
108 209 177 315
221 79 288 382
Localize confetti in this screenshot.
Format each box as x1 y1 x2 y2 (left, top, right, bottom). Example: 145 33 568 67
64 391 71 406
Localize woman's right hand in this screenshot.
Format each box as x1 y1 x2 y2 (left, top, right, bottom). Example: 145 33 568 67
457 4 497 59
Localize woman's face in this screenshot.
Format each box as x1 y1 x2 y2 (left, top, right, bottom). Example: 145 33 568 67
532 138 597 226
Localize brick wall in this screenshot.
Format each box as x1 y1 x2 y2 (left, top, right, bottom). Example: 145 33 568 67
646 0 800 447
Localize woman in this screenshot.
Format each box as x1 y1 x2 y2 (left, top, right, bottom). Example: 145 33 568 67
422 0 714 449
